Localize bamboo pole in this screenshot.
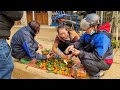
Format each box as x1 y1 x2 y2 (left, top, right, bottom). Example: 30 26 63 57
116 11 119 48
110 11 115 33
100 11 103 25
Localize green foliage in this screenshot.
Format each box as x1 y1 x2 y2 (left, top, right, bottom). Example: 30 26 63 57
111 39 120 48
35 60 42 66
43 48 50 52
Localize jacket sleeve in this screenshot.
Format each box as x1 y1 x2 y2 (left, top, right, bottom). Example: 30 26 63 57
22 33 47 60
1 11 23 21
34 40 39 51
78 34 111 61
70 34 85 50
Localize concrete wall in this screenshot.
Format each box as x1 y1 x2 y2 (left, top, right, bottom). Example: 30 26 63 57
48 11 52 25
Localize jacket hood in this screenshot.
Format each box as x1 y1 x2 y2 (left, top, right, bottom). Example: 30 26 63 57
26 26 35 37
98 22 111 32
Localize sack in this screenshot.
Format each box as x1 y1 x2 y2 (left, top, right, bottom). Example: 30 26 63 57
71 62 88 79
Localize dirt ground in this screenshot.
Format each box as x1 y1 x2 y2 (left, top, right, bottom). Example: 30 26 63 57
9 26 120 79
12 68 45 79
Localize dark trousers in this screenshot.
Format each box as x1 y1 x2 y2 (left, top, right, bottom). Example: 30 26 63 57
81 59 111 76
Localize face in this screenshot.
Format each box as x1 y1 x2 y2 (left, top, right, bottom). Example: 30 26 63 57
82 25 97 34
85 27 94 34
60 18 65 22
35 29 40 35
58 28 68 40
58 18 65 22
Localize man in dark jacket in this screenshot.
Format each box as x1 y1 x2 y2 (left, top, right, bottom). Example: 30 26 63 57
0 11 23 79
11 21 53 61
66 13 113 79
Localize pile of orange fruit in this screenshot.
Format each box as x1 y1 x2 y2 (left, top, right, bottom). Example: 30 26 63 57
27 58 88 79
35 58 73 77
26 49 89 79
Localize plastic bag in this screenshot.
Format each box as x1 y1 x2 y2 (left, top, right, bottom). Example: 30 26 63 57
71 62 88 79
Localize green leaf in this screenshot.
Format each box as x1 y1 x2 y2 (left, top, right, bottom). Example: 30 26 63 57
47 64 52 68
35 61 42 65
44 48 50 52
47 67 52 71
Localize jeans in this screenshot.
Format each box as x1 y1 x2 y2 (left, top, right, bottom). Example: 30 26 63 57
0 39 14 79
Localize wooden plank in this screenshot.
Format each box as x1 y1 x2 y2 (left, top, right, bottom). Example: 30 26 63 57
35 11 48 25
42 12 48 25
35 12 43 24
26 11 33 23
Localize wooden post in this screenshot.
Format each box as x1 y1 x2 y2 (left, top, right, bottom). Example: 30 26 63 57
116 11 119 48
110 11 115 33
100 11 103 25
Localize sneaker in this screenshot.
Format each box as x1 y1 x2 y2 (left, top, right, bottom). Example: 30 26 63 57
90 70 105 79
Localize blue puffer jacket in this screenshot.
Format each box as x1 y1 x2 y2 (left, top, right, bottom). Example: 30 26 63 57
10 25 47 60
72 22 113 64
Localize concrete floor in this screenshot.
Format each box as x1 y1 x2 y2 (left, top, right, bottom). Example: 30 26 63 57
9 26 120 79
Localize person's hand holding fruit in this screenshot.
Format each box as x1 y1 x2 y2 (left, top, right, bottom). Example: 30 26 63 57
70 48 80 56
65 45 74 54
47 51 55 59
58 53 68 59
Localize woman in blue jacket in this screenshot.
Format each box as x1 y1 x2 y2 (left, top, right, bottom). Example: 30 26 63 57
66 13 113 79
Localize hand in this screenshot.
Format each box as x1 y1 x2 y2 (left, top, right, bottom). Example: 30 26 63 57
64 45 74 54
27 59 37 67
59 53 68 59
38 44 43 49
71 48 80 56
29 59 37 64
62 55 68 59
47 52 54 59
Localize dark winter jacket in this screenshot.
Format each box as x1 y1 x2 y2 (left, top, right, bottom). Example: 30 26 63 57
0 11 23 38
10 25 47 60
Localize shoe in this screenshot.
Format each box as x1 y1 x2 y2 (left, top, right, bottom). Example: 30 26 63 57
90 70 105 79
90 76 100 79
